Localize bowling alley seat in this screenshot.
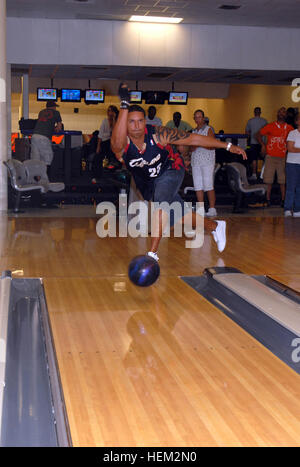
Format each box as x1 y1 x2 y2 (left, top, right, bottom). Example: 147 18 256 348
225 162 267 212
3 159 65 212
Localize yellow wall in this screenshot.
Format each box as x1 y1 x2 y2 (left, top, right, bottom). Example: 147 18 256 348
220 84 298 133
11 83 298 135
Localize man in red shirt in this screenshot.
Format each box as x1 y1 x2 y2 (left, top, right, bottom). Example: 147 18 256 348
256 107 293 205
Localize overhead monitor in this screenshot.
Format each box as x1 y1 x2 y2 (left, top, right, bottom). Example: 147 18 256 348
168 91 188 105
143 91 167 105
130 90 142 104
84 89 105 103
60 88 81 102
37 88 58 101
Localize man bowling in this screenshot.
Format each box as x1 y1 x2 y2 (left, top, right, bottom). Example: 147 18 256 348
111 83 247 262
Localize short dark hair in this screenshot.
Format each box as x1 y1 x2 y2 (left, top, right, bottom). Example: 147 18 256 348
108 105 118 114
128 105 145 116
194 109 205 117
108 105 119 119
46 101 59 108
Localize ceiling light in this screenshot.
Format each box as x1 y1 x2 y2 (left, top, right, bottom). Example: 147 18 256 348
129 16 183 24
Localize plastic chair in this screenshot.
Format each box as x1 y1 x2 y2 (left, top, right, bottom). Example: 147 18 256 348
4 159 46 213
4 159 64 213
23 160 65 193
225 162 267 212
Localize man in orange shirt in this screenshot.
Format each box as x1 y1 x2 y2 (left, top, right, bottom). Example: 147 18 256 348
256 107 293 205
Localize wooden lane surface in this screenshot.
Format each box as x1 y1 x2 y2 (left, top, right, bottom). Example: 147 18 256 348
44 275 300 447
3 216 300 278
1 215 300 446
268 275 300 293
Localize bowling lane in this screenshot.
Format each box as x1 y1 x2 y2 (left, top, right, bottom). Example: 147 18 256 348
3 214 300 446
268 274 300 294
44 275 300 447
3 216 300 280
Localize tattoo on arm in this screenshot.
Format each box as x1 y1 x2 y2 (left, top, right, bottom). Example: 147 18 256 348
155 126 190 144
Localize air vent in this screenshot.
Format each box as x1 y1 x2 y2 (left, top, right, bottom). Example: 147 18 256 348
223 73 245 79
66 0 95 4
219 4 241 10
147 72 174 79
223 73 261 80
80 66 108 71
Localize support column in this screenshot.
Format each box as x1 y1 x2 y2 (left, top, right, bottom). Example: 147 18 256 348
0 0 7 212
21 73 29 119
6 63 11 160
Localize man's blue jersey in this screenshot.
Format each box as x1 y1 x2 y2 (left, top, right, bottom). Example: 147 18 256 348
123 124 184 200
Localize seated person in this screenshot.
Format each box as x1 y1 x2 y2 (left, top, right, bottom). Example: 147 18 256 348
83 130 99 170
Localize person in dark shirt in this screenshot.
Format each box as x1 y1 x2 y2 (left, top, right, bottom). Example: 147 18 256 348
286 107 298 129
31 101 63 166
111 83 247 261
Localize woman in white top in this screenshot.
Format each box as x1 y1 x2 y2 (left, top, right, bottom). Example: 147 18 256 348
96 105 119 154
191 109 217 217
284 113 300 217
92 105 120 180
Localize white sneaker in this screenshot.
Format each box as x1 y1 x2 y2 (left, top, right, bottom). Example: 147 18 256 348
293 211 300 217
185 230 196 238
212 220 227 252
284 210 292 217
147 251 159 261
206 207 217 217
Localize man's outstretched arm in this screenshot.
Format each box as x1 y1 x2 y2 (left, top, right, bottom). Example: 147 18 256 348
154 126 247 158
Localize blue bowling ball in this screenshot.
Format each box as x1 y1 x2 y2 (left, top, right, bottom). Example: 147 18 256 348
128 255 160 287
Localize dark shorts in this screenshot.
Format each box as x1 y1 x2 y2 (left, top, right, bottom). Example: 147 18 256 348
153 165 184 204
247 144 263 163
152 164 191 226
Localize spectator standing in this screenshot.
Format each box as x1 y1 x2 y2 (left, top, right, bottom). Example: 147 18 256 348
256 107 293 206
96 105 119 155
245 107 267 179
31 101 63 167
284 113 300 217
166 112 192 132
191 109 217 217
286 107 298 129
145 106 162 126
